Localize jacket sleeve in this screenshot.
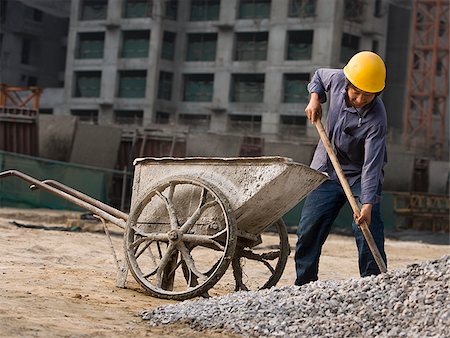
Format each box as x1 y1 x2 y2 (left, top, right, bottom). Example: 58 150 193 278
307 68 340 104
360 125 387 204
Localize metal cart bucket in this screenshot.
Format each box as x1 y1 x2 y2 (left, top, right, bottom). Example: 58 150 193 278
0 156 327 300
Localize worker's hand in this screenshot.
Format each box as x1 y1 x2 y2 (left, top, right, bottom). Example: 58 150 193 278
305 93 322 124
354 204 373 226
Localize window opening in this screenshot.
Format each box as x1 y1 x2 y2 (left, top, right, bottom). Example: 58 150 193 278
229 115 262 133
178 114 210 131
288 0 315 18
121 30 150 58
161 31 176 60
343 0 364 22
39 109 54 115
27 76 38 86
71 109 99 124
21 38 31 64
371 40 379 54
118 70 147 98
231 74 265 102
74 71 101 97
186 33 217 61
279 115 307 136
340 33 360 63
234 32 268 61
238 0 271 19
239 136 264 156
286 30 313 60
80 0 108 21
156 111 171 124
374 0 383 17
33 9 43 21
190 0 220 21
164 0 178 20
283 73 309 102
123 0 153 18
183 74 214 102
77 32 105 59
157 71 173 100
114 110 144 125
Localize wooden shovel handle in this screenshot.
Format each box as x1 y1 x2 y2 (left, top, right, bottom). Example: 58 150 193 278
315 120 387 273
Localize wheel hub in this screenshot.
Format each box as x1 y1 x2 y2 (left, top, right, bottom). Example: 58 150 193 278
168 229 181 242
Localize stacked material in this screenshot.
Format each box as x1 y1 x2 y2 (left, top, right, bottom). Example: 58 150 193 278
141 256 449 337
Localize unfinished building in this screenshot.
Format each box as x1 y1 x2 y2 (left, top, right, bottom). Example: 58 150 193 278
43 0 388 158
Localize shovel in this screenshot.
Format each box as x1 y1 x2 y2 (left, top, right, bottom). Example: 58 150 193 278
315 119 387 273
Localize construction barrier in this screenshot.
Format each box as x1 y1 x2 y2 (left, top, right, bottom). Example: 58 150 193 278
0 150 110 211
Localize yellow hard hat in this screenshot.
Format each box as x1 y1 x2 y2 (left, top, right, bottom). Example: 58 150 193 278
343 51 386 93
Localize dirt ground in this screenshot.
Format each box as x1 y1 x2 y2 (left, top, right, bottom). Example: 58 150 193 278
0 207 448 338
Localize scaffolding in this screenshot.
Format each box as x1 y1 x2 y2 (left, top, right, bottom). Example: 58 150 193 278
404 0 449 160
0 84 41 155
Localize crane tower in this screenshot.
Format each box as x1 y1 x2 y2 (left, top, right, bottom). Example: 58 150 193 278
404 0 450 159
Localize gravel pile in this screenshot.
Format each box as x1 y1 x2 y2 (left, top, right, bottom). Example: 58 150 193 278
141 256 449 337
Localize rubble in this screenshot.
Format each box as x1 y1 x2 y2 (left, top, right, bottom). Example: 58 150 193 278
142 256 449 337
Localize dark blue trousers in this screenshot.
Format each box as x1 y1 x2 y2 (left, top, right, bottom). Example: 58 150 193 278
294 179 387 286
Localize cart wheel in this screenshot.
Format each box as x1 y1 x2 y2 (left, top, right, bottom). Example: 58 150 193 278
124 176 237 300
232 218 290 291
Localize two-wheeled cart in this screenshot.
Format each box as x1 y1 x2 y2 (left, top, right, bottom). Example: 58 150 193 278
0 156 326 300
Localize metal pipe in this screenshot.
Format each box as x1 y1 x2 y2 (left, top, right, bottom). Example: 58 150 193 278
0 170 127 229
120 166 128 212
31 179 128 221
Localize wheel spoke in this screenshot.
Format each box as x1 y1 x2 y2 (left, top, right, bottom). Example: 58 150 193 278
143 268 158 279
155 243 177 288
135 241 152 259
156 241 163 259
177 242 207 280
166 258 183 280
181 260 198 287
156 187 179 230
179 201 218 234
240 249 276 274
181 234 225 250
204 260 220 277
131 226 169 242
179 189 218 234
241 248 281 261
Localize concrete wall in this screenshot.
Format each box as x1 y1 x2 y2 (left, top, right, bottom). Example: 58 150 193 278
429 161 450 195
264 141 316 165
38 115 77 161
383 148 414 192
40 88 66 114
186 133 242 157
70 123 122 169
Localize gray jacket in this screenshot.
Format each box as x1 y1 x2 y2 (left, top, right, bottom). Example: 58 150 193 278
308 68 388 204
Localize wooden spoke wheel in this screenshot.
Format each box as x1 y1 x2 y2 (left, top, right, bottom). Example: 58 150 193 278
124 176 237 300
232 219 290 291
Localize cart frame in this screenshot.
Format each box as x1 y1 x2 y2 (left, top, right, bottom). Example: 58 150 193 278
0 157 326 300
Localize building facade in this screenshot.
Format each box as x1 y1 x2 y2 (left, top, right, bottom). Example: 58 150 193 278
58 0 388 140
0 0 69 88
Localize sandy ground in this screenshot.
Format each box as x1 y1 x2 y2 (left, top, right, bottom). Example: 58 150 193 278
0 207 448 338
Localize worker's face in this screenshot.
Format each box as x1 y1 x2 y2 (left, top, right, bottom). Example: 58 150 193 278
347 85 376 109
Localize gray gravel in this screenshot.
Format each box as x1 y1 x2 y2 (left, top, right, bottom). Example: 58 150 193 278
141 256 449 337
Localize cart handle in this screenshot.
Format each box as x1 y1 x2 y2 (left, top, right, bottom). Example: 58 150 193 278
0 170 127 229
31 179 128 222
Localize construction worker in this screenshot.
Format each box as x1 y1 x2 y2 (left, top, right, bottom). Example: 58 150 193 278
295 51 388 286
